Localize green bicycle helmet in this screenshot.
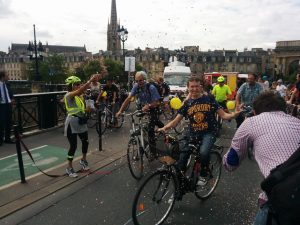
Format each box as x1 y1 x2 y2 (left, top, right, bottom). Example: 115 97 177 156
65 76 81 85
217 76 225 82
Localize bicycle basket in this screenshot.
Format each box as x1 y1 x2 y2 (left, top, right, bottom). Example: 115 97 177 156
155 134 180 161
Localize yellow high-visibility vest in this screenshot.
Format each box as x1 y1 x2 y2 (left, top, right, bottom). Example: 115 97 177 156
64 95 85 116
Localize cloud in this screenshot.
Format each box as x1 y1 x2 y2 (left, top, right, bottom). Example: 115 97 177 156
0 0 13 18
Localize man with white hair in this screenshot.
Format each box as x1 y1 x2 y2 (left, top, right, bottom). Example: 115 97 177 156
116 71 164 160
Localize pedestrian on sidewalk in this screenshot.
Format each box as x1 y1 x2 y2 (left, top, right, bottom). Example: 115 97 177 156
0 71 15 146
64 74 99 177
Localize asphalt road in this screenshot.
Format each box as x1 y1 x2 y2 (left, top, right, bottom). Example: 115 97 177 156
0 114 263 225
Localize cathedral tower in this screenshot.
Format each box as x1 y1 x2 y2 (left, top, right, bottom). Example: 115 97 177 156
107 0 121 52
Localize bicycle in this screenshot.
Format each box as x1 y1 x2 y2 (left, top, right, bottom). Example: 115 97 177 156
125 110 152 180
95 102 124 135
132 133 223 225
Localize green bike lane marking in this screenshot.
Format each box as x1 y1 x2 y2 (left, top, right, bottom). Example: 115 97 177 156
0 145 80 187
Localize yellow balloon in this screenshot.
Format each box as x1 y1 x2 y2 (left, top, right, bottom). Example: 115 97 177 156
101 91 107 97
170 97 182 110
226 101 235 110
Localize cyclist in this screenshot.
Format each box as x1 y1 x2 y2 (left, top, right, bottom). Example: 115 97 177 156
116 71 164 160
64 74 99 177
223 91 300 225
157 76 170 109
96 78 119 126
158 77 240 188
235 73 263 128
211 76 232 113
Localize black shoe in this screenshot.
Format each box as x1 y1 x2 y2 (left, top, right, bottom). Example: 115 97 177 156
4 140 15 144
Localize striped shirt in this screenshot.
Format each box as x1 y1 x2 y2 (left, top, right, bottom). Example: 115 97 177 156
223 111 300 201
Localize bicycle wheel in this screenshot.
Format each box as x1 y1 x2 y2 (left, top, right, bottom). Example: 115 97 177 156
127 137 144 180
132 170 177 225
96 111 106 135
194 151 222 200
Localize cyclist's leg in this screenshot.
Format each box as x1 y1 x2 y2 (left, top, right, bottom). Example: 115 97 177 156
148 108 164 158
148 111 156 157
154 108 164 128
175 134 191 172
111 101 119 125
199 132 216 176
253 203 269 225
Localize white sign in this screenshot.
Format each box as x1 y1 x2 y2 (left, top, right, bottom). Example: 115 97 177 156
125 57 135 72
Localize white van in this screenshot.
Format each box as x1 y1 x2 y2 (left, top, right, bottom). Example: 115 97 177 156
163 56 191 97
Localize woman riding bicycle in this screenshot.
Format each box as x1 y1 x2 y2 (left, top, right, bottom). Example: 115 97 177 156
158 77 240 187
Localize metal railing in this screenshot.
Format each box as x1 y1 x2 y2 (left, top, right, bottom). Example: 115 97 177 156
12 92 67 134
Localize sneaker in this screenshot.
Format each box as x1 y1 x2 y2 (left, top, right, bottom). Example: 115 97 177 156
66 167 78 178
197 176 208 186
79 159 90 171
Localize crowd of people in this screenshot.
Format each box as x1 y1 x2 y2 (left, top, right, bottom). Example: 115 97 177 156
1 68 299 224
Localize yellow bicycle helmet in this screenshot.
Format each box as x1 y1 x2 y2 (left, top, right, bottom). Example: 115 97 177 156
217 76 225 83
65 76 81 85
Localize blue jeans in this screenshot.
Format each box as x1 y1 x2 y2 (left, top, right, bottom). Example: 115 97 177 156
253 204 269 225
176 132 216 174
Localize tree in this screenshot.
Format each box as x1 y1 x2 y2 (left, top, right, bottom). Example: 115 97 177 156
26 54 68 83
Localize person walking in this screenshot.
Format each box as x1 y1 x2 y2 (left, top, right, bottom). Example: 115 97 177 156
64 74 99 177
0 71 14 146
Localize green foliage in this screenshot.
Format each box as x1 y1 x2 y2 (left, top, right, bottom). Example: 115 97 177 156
83 60 102 79
26 54 68 83
103 59 123 81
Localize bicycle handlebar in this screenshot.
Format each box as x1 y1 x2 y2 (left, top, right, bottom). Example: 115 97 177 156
123 110 148 117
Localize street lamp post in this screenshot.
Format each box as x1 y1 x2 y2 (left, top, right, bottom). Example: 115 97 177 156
117 25 128 85
27 24 44 81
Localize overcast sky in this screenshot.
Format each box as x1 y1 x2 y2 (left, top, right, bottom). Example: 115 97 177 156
1 0 300 54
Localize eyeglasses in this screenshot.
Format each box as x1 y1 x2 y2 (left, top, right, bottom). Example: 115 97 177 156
135 79 144 83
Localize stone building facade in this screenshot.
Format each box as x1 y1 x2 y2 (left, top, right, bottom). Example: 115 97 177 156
0 43 92 80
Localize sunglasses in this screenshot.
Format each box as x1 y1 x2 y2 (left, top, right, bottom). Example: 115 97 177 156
135 79 144 83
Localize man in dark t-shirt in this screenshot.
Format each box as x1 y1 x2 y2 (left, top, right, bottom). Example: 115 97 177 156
158 77 240 187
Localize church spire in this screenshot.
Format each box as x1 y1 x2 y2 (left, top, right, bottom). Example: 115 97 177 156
107 0 121 52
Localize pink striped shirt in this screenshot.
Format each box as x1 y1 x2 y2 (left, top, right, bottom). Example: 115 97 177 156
223 111 300 201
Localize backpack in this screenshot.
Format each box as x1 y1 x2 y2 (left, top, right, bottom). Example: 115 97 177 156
260 146 300 225
146 82 163 97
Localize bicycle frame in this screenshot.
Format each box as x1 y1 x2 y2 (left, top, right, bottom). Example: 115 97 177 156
127 110 148 154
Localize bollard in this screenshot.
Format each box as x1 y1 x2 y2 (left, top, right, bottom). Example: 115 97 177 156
14 125 26 183
97 107 103 151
